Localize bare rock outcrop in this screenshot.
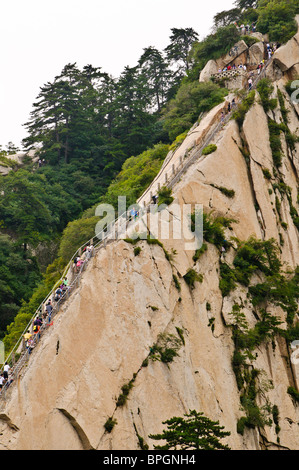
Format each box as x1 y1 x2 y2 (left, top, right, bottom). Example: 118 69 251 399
0 150 39 175
268 15 299 81
199 59 218 82
199 40 250 83
247 42 265 67
272 15 299 75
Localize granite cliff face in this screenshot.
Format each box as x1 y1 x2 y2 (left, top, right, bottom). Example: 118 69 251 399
0 150 38 175
0 26 298 451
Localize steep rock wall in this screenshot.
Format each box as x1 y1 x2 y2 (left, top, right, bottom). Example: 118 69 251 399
0 33 298 452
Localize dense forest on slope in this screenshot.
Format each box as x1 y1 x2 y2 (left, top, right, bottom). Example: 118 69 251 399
0 0 298 350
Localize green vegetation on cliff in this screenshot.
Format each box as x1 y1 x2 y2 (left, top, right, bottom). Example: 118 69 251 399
1 0 298 354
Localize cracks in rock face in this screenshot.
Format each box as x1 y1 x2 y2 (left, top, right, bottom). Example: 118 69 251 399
258 429 290 451
196 168 206 179
232 134 266 239
57 408 94 450
148 245 169 310
0 414 19 432
285 144 298 180
249 147 268 168
208 188 215 209
132 415 149 450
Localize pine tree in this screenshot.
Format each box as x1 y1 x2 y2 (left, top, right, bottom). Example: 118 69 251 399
138 46 171 112
113 66 157 157
149 410 231 450
164 28 199 77
213 8 242 29
23 78 74 164
0 170 53 249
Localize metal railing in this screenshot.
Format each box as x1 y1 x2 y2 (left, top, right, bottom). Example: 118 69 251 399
0 55 273 401
138 57 271 202
137 58 272 207
0 208 136 400
211 68 247 81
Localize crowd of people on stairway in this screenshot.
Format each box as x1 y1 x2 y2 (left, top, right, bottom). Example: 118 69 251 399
0 362 13 391
218 55 274 92
216 39 279 86
266 41 280 59
235 21 257 34
0 244 95 395
215 20 281 92
217 63 248 73
73 244 94 273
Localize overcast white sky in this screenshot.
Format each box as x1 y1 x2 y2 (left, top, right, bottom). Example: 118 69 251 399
0 0 235 149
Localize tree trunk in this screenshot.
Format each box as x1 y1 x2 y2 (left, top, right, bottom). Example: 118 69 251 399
65 117 69 164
